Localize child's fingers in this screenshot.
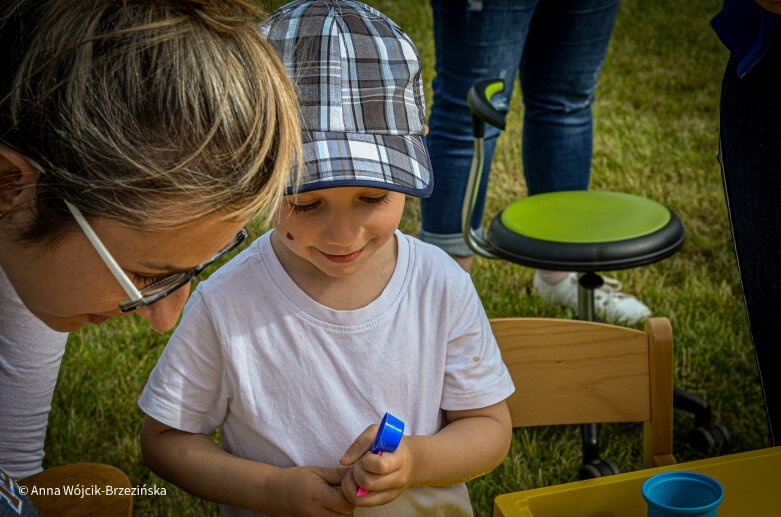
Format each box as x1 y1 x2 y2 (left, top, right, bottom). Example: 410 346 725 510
340 424 379 465
350 465 382 494
341 467 359 499
350 461 403 493
315 482 355 515
285 467 355 515
358 449 398 476
341 467 381 504
313 466 352 486
341 466 404 507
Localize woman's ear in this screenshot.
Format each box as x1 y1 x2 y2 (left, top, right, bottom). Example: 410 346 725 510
0 147 40 213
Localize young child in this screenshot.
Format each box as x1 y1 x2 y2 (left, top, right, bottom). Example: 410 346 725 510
138 1 515 515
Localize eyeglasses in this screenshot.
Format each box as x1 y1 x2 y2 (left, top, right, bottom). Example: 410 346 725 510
14 149 248 312
64 200 248 313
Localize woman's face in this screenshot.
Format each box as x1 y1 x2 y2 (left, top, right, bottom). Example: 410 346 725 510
1 212 247 333
0 147 249 333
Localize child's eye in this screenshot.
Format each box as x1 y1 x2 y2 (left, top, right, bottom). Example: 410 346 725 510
362 193 392 205
288 201 320 214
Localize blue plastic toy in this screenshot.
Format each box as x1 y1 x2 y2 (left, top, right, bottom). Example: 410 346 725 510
356 412 405 496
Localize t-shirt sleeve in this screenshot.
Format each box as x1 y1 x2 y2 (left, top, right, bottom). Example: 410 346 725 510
138 292 228 434
440 276 515 411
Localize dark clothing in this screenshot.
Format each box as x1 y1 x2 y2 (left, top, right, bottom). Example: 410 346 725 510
0 469 38 517
712 0 779 76
717 2 781 444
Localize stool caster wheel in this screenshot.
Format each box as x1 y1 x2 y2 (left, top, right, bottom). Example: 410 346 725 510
688 422 731 454
578 459 620 480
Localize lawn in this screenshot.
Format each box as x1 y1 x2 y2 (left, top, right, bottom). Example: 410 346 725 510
44 0 771 515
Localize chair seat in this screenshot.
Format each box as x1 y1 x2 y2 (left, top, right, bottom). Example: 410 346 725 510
22 463 133 516
486 191 685 271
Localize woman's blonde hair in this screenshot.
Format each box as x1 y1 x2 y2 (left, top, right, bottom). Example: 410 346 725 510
1 0 301 242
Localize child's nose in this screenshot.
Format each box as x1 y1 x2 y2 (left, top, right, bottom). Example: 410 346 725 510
322 210 361 247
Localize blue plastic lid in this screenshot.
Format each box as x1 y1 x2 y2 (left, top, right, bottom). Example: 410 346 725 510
371 412 405 454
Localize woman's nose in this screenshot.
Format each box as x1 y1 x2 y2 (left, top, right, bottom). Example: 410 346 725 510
136 283 191 332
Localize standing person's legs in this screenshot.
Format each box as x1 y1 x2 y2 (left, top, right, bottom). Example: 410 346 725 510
518 0 648 324
720 30 781 445
420 0 538 270
519 0 619 195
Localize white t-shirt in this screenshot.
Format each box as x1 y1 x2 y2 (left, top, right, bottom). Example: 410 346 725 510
139 230 515 517
0 266 68 479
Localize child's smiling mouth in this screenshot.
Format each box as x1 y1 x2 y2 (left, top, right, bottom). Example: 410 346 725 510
319 248 364 263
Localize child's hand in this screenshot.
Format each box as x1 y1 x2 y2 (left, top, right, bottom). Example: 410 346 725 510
339 424 415 507
267 466 354 516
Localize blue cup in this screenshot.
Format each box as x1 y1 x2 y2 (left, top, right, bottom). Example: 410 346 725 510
642 472 724 516
371 412 405 454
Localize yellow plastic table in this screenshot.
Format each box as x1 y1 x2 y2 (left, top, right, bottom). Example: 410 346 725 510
494 446 781 517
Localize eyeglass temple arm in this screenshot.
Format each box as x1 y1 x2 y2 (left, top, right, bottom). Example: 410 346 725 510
461 79 507 259
64 200 143 301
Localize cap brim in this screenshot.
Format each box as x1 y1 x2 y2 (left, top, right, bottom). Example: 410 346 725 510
287 130 433 198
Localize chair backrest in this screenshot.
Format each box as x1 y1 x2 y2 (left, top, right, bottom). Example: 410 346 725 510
490 317 675 468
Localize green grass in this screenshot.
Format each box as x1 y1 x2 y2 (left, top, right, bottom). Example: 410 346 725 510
44 0 770 515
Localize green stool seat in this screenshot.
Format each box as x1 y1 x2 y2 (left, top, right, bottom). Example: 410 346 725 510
486 191 685 272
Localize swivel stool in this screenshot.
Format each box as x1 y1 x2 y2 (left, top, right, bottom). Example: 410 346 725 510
462 79 730 478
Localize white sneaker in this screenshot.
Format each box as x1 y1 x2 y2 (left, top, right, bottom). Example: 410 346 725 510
533 272 652 325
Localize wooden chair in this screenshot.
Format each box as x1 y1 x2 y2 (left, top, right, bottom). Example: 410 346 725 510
21 463 133 516
491 316 675 471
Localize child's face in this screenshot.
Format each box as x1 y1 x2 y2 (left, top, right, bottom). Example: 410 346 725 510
273 186 405 278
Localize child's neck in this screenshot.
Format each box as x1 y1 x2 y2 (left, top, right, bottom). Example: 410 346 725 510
270 231 398 311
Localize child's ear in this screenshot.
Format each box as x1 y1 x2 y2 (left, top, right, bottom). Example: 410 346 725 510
0 147 40 214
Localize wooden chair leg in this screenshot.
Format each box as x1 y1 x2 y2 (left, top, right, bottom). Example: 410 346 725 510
20 464 133 517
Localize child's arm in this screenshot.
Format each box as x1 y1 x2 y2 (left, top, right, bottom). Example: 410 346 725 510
141 415 355 516
339 400 512 507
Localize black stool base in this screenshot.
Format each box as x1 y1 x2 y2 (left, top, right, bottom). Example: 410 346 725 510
573 274 731 479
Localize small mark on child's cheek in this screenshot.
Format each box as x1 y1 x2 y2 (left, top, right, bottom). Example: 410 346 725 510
286 232 294 241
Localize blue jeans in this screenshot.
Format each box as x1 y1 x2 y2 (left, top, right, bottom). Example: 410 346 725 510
0 468 38 516
719 22 781 445
419 0 620 256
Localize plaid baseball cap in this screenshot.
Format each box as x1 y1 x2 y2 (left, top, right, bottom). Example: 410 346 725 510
263 0 433 198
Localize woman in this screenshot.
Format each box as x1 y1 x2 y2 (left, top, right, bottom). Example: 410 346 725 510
0 0 301 487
